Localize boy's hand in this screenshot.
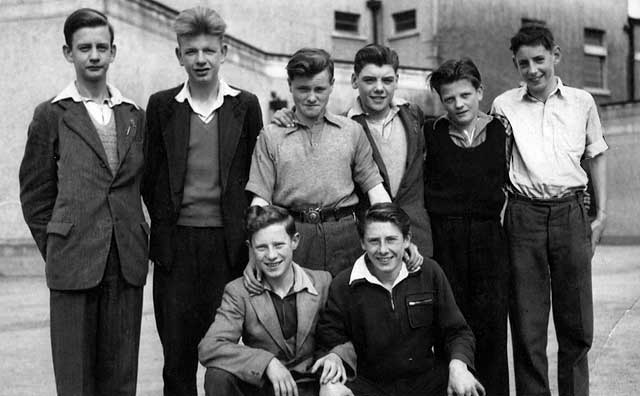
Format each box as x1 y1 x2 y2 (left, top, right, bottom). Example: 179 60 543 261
311 353 347 385
243 252 264 295
404 242 423 272
590 212 607 255
447 359 485 396
266 358 298 396
271 108 295 128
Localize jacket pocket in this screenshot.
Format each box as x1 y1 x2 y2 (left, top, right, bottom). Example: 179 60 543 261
406 292 434 328
46 222 74 237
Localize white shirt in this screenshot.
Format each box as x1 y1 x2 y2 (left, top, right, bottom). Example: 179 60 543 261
492 78 608 199
52 82 138 126
175 79 240 123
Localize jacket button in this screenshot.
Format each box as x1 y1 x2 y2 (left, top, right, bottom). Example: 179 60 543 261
100 163 107 168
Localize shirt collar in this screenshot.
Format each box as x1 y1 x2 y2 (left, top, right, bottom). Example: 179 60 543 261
174 79 240 111
283 109 344 135
52 81 138 108
348 254 409 289
346 96 407 119
262 262 319 296
442 111 492 132
519 77 564 101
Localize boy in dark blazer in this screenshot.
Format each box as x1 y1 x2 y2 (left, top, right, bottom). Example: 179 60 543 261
199 206 355 396
142 6 263 395
19 8 148 395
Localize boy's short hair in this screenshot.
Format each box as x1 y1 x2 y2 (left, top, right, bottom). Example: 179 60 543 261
245 205 297 243
286 48 334 81
428 58 482 96
358 203 411 239
353 44 399 75
63 8 114 46
509 24 555 54
174 6 226 40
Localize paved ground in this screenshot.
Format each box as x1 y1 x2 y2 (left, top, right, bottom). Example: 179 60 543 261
1 245 639 395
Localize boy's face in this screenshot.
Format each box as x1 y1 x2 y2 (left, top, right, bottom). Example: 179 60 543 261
250 223 299 282
360 220 410 280
288 69 333 122
513 44 560 99
63 26 115 85
351 64 398 118
439 79 483 129
176 34 227 88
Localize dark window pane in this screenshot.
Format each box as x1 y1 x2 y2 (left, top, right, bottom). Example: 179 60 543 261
585 28 604 46
584 54 604 87
335 11 359 33
393 9 416 32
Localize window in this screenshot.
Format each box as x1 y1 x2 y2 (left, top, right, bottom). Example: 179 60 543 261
335 11 360 33
393 10 416 33
583 28 607 89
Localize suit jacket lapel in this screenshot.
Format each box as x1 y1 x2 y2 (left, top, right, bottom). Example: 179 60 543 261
250 292 290 355
218 96 245 193
60 101 110 168
161 100 191 199
353 114 391 193
114 104 137 175
295 290 320 355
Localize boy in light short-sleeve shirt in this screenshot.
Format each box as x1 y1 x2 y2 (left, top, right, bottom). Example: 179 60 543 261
491 24 607 396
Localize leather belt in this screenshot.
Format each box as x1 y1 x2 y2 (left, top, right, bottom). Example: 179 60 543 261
290 206 356 224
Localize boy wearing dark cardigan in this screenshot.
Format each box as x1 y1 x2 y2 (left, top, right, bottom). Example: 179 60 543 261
424 58 510 396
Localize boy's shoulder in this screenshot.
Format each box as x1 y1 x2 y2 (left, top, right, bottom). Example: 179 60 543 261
493 86 525 106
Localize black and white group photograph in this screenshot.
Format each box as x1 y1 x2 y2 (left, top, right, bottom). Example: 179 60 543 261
1 0 639 395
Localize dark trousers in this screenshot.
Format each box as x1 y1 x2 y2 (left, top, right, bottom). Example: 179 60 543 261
204 368 319 396
346 363 448 396
154 226 233 396
505 194 593 396
50 239 143 396
431 216 510 396
293 216 362 276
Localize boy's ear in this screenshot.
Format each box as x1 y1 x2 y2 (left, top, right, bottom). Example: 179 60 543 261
175 47 183 66
511 55 518 70
291 232 300 250
477 84 484 101
351 73 358 89
552 45 561 65
62 44 73 63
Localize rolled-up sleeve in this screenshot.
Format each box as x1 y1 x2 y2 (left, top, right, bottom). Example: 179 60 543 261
245 129 276 203
584 98 608 159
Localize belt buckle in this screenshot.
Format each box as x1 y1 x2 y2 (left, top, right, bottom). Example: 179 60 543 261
304 208 322 224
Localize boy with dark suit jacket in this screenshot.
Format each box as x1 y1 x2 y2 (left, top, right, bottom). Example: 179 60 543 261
142 6 263 396
19 8 148 395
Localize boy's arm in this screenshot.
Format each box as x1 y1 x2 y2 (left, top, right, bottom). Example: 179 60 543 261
583 96 608 253
245 128 275 206
588 152 607 252
198 283 276 386
19 103 58 260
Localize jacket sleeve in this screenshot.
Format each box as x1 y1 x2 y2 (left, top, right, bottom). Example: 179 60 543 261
198 282 276 386
141 94 159 212
316 277 356 375
433 264 476 370
19 102 58 260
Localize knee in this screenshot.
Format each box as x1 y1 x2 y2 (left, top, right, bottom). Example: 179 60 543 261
319 382 354 396
204 367 237 396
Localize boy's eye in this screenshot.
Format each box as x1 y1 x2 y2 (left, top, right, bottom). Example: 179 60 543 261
382 78 395 84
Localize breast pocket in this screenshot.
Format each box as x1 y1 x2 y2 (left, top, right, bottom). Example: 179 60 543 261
406 292 434 328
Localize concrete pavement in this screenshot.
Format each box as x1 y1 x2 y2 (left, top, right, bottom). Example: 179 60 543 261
1 245 639 395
